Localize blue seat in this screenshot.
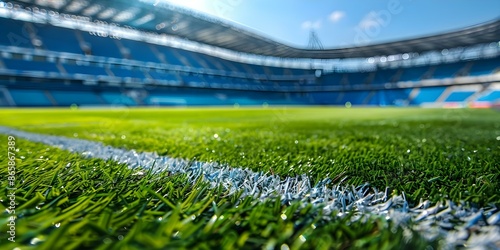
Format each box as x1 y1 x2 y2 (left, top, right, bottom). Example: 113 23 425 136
196 54 230 71
3 58 59 73
145 93 223 106
319 73 344 85
476 90 500 102
311 92 341 105
411 86 446 104
119 39 161 63
444 91 475 102
63 63 108 76
37 24 82 54
10 89 52 106
367 89 409 106
229 61 251 74
0 17 33 48
432 62 465 79
346 72 369 85
289 68 313 76
51 91 104 106
247 64 266 75
372 68 398 85
338 91 370 105
156 46 186 66
81 32 123 59
267 66 284 75
101 92 137 106
469 57 500 76
110 67 145 79
174 49 206 69
148 70 179 82
399 66 430 82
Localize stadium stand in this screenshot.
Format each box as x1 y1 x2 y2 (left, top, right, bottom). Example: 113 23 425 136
0 17 34 48
477 90 500 103
80 32 123 59
431 62 467 79
62 62 109 77
3 58 60 74
469 57 500 76
50 90 105 106
119 39 162 63
36 24 83 54
0 2 499 107
444 91 476 102
100 92 137 106
372 68 399 86
398 65 431 82
109 65 146 80
409 87 447 105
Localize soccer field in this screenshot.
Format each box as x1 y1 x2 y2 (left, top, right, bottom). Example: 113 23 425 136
0 107 499 249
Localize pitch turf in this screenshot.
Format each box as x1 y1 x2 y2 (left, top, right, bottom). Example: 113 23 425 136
0 107 499 249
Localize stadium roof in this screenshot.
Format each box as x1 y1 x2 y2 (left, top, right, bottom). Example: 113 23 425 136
7 0 500 59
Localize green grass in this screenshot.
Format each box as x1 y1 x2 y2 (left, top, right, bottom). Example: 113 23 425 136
0 107 499 249
0 135 433 249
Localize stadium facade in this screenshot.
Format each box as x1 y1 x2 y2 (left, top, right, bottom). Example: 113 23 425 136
0 0 499 107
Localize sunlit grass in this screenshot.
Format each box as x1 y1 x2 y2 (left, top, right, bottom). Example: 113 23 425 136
0 136 434 249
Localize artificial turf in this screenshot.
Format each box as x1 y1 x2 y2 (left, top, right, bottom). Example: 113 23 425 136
0 107 499 249
0 135 433 249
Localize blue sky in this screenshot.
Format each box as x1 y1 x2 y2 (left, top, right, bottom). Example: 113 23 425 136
162 0 500 49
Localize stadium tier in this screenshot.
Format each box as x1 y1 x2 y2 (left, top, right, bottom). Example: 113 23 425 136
0 14 499 107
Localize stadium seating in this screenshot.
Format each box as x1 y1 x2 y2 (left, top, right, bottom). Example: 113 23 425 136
372 68 399 85
475 90 500 102
444 91 475 102
9 89 53 106
0 18 34 49
80 32 123 59
367 89 409 106
109 65 146 79
148 70 180 83
398 65 430 82
174 49 208 69
198 55 229 72
268 66 285 75
246 64 267 75
100 92 137 106
432 62 466 79
155 46 188 66
62 62 109 76
50 90 104 106
1 16 499 107
346 72 370 85
410 86 447 104
310 92 341 105
36 24 83 54
181 74 206 85
0 89 9 106
318 73 344 85
119 39 162 63
338 91 371 105
223 61 251 75
3 58 60 74
469 57 500 76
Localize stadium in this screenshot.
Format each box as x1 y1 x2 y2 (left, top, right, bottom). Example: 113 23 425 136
0 0 499 249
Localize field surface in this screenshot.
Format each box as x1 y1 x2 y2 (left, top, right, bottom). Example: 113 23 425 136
0 107 499 249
